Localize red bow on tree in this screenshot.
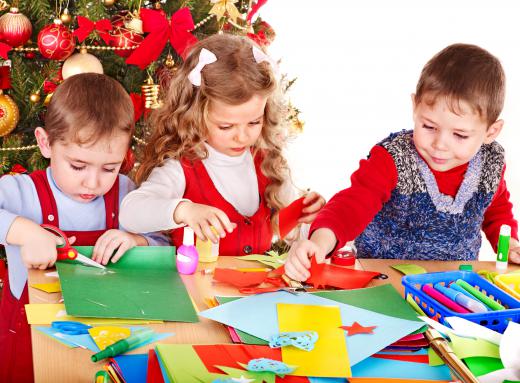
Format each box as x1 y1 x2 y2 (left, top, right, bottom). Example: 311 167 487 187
126 7 197 70
0 43 11 60
247 0 268 23
130 92 145 122
0 66 11 89
73 16 113 44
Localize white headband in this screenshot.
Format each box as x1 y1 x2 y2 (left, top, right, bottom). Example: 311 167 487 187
188 48 217 86
188 46 278 87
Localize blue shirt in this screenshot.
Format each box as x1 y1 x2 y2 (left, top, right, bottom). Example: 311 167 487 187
0 168 168 299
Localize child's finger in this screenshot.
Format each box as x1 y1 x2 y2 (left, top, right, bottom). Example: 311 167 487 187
101 238 121 265
111 242 130 263
207 216 227 238
303 191 318 204
215 210 235 233
68 236 77 245
285 260 310 282
193 224 207 242
509 249 520 264
201 223 219 243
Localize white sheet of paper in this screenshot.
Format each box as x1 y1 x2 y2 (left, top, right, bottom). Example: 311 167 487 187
444 316 502 345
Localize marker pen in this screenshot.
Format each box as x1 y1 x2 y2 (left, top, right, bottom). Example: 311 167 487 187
455 279 505 311
434 283 488 313
91 328 154 362
496 224 511 271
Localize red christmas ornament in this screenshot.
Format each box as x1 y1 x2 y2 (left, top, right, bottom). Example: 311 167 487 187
0 7 33 47
24 51 36 59
37 20 76 61
109 26 143 58
119 148 135 174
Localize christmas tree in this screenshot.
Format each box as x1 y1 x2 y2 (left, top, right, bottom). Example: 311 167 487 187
0 0 299 175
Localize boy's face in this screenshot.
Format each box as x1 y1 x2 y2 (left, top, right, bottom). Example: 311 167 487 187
35 128 129 203
205 94 267 157
412 95 503 172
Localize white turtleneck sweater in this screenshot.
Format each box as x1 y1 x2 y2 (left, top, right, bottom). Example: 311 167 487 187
120 143 263 233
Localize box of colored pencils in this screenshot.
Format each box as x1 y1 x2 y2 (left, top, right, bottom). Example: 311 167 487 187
402 270 520 333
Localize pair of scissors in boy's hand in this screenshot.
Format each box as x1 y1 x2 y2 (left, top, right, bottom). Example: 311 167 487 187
41 224 106 269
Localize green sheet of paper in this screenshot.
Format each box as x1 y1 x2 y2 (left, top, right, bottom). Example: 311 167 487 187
57 246 198 322
465 356 504 376
428 335 500 366
392 264 427 275
217 284 422 345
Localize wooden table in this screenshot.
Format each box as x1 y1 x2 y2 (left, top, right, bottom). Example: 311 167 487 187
28 257 519 382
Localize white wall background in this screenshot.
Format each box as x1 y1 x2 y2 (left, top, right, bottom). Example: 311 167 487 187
261 0 520 260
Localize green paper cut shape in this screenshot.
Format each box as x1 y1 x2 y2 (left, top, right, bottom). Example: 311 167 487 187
392 264 427 275
57 246 198 322
218 365 276 383
156 344 227 382
428 334 500 366
237 251 287 269
465 356 504 376
218 284 424 345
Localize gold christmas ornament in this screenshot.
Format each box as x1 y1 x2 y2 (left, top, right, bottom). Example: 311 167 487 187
103 0 116 6
164 54 175 69
209 0 241 23
62 48 104 79
60 8 72 25
124 10 143 34
0 90 20 137
29 93 41 103
141 77 162 109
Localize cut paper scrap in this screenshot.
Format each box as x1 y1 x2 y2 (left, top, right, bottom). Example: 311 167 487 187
279 197 305 239
25 303 163 325
372 352 429 364
200 291 424 366
392 264 427 275
306 257 380 289
246 358 295 375
57 246 198 322
237 251 288 269
341 321 377 336
350 357 452 380
147 349 166 383
277 303 351 377
269 331 318 351
478 321 520 383
213 268 269 287
216 365 277 383
30 281 61 293
156 343 308 383
89 326 131 350
465 357 504 377
444 316 502 345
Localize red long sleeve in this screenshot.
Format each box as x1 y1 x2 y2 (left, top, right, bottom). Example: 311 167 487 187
310 145 397 251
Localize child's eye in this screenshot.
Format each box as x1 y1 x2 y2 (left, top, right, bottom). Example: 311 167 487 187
454 133 468 139
249 120 262 126
70 164 85 171
422 124 435 130
218 125 233 130
103 168 117 173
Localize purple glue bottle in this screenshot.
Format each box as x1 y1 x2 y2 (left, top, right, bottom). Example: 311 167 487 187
176 227 199 275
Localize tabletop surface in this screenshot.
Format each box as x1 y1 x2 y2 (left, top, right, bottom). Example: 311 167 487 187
28 256 519 382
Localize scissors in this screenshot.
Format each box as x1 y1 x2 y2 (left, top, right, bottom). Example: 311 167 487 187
51 321 92 335
41 224 106 269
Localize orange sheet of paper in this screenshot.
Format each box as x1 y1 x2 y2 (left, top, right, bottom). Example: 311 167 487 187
277 303 351 377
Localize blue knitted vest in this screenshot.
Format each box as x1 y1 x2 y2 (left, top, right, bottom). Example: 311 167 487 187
354 130 504 260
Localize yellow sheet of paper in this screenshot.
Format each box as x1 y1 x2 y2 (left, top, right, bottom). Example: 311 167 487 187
25 304 163 325
30 282 61 293
277 303 351 377
88 326 131 350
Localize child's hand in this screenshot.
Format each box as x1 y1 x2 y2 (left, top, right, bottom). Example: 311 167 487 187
509 238 520 264
20 228 63 270
298 191 326 224
174 201 236 243
285 239 327 282
92 230 142 265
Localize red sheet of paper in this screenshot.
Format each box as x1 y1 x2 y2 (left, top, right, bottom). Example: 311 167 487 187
146 349 165 383
279 197 305 239
389 339 429 348
372 353 430 364
306 257 380 289
213 268 269 287
193 344 308 382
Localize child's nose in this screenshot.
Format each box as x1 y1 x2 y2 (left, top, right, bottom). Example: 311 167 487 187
235 126 249 143
432 133 448 150
83 171 100 190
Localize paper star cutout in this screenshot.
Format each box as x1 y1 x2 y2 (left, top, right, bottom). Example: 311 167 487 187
341 321 377 336
231 376 256 383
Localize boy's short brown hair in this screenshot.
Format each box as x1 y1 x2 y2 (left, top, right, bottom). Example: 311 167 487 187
45 73 134 145
415 43 505 126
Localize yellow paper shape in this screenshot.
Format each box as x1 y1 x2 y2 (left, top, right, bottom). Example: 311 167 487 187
30 282 62 293
277 303 351 377
196 229 219 262
24 304 163 325
89 326 131 350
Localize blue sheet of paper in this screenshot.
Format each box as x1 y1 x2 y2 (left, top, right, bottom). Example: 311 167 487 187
35 326 174 352
351 357 452 380
199 291 423 366
113 354 148 383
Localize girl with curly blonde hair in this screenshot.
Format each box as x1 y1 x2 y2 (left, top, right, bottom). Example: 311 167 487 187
120 33 324 256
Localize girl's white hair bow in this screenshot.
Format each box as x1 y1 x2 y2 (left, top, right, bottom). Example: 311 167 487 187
188 48 218 87
252 46 279 77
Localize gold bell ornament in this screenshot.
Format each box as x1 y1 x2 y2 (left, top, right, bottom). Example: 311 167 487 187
60 8 72 25
0 90 20 137
141 76 162 109
103 0 116 6
29 92 41 103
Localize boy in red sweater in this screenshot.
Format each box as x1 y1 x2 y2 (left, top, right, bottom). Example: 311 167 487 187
286 43 520 281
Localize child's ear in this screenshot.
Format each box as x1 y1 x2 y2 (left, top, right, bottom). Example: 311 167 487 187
484 119 504 144
35 127 52 158
410 93 416 108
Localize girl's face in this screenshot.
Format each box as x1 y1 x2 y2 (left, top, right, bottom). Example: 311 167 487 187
206 94 267 156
